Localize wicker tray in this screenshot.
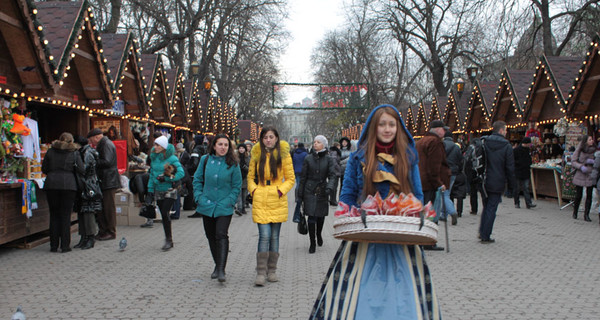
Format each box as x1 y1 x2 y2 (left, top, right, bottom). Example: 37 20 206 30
333 216 438 245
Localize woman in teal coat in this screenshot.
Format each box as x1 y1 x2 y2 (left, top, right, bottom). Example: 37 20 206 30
193 134 242 282
147 136 184 251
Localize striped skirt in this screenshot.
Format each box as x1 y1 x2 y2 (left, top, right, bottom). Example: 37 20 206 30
310 241 442 320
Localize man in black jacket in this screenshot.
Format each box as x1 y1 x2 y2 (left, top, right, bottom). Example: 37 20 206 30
87 128 120 240
480 121 516 243
442 130 463 225
513 137 536 209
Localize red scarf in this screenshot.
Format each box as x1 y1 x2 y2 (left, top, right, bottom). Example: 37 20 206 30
375 140 395 154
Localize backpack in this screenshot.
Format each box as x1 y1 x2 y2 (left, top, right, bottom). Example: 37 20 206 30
465 138 486 183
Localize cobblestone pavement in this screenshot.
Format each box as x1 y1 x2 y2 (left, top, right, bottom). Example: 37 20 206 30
1 192 600 319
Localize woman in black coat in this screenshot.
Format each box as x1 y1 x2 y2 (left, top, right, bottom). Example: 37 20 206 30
73 137 102 249
42 132 84 253
298 135 336 253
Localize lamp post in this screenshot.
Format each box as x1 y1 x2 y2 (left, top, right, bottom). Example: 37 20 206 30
190 61 200 78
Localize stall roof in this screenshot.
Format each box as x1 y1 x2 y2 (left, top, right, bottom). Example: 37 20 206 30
100 32 147 119
36 0 113 109
567 35 600 120
490 69 533 127
184 78 202 132
414 101 432 136
0 0 57 96
444 85 471 133
430 96 447 124
401 105 415 136
140 53 170 124
464 80 496 133
165 68 188 127
523 55 581 124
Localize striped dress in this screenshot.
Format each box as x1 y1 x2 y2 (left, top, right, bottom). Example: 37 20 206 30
310 241 441 320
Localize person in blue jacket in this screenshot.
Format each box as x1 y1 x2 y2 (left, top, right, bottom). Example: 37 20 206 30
146 136 184 251
193 134 242 282
310 105 442 320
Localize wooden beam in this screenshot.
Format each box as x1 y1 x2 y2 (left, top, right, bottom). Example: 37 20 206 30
0 12 22 29
72 48 95 62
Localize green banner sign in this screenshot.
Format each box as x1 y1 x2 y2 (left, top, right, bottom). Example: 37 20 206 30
272 82 369 109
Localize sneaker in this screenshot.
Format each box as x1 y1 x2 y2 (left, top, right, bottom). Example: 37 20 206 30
140 221 154 228
526 203 536 209
234 209 242 216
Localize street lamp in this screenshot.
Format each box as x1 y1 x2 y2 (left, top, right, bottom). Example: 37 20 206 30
190 61 200 78
203 75 212 91
466 66 478 84
456 78 465 97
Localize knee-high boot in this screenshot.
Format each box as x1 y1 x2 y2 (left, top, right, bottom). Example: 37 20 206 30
308 223 316 253
161 218 173 250
216 239 228 282
208 239 218 279
316 218 324 246
267 252 280 282
255 252 269 286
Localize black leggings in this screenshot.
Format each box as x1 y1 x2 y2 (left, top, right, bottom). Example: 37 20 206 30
202 215 233 241
157 198 175 241
573 186 594 216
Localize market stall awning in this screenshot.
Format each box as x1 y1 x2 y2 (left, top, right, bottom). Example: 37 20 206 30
567 35 600 120
36 1 113 110
100 32 147 120
140 53 170 123
0 0 56 97
490 69 532 127
523 55 581 124
464 80 496 133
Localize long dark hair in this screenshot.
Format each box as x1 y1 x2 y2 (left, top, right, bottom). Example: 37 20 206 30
207 134 238 168
258 127 282 183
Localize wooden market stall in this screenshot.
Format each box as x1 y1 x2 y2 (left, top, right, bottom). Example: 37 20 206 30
141 53 173 142
429 96 447 124
100 31 149 161
413 101 431 137
567 35 600 132
183 78 203 134
490 69 533 140
443 85 470 135
401 105 415 136
0 0 58 246
463 80 495 135
165 68 192 143
523 55 582 204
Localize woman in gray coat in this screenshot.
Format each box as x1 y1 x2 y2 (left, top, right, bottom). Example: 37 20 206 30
298 135 336 253
571 134 597 221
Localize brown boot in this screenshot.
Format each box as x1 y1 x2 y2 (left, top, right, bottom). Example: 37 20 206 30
255 252 269 286
267 252 280 282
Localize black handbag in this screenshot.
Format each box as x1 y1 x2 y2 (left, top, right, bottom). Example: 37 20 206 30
297 214 308 235
139 204 157 219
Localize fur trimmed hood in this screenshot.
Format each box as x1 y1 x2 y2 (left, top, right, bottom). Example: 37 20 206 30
250 140 291 162
51 140 80 151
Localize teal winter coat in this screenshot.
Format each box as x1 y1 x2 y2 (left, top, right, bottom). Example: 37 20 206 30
148 144 185 193
193 154 242 217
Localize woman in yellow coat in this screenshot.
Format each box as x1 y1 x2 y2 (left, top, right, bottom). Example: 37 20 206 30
247 127 295 286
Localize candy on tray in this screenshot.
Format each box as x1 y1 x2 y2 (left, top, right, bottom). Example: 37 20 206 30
334 202 351 217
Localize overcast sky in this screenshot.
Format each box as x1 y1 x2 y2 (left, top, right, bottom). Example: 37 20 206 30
278 0 346 84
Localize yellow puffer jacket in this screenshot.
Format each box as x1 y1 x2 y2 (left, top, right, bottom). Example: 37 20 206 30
247 140 295 224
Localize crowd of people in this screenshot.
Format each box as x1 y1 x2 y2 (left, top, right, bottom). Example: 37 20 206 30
42 102 600 318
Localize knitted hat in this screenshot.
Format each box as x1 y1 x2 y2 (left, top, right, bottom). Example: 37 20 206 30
314 135 328 148
154 136 168 149
176 143 184 151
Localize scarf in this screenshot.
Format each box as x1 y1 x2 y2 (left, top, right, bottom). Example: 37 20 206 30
375 140 395 154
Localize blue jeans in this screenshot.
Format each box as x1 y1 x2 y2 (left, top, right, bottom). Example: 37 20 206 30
257 223 281 252
513 179 533 206
479 192 501 240
236 187 247 213
440 175 457 219
171 194 181 218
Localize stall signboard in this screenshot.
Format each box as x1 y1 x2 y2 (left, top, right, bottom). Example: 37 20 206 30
565 123 587 150
272 83 369 109
92 119 121 134
113 100 125 115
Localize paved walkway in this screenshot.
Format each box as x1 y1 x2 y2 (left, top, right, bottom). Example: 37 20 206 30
1 192 600 319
